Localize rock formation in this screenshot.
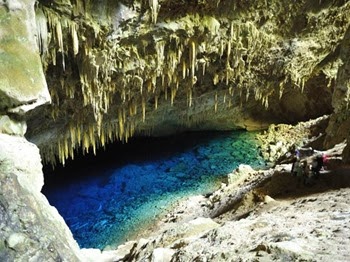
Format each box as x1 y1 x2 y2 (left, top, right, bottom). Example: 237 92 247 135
0 134 83 261
0 1 81 260
1 0 350 261
24 0 350 166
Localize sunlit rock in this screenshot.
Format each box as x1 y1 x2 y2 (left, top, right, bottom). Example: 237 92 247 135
0 134 83 261
0 115 27 136
0 0 50 115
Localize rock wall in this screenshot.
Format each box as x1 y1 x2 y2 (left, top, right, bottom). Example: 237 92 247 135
0 1 83 261
0 134 83 261
24 0 350 166
0 0 50 115
325 25 350 162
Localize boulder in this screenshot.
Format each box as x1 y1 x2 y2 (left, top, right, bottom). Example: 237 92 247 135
0 134 83 261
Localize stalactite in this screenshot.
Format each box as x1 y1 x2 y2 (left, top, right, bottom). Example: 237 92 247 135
171 87 176 106
189 88 193 107
152 75 157 93
201 60 206 76
107 124 113 142
55 20 65 70
182 61 186 80
35 8 48 55
83 131 90 154
118 109 124 140
229 86 233 96
149 0 160 24
161 74 165 88
301 78 305 92
69 143 74 161
214 92 218 113
189 41 196 84
70 22 79 55
69 123 76 146
279 79 285 99
156 41 165 74
226 40 232 85
142 97 146 122
155 95 158 109
100 127 105 148
213 74 219 85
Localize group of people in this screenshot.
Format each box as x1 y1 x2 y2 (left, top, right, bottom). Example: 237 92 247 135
291 147 328 186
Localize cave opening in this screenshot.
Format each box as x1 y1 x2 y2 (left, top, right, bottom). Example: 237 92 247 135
42 130 265 250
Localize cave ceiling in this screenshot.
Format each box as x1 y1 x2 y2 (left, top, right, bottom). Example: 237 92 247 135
24 0 350 166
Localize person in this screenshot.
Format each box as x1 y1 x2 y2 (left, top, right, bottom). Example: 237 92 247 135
296 160 306 186
298 147 314 158
291 156 300 176
304 162 314 186
322 153 328 169
311 153 324 178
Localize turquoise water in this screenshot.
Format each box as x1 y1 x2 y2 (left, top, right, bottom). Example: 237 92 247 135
42 131 265 249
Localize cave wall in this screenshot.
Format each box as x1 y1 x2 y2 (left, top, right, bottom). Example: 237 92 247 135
24 0 350 166
325 25 350 162
0 1 83 260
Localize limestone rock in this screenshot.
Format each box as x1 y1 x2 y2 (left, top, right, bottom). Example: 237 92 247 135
0 0 50 115
128 147 350 261
0 115 27 136
151 248 175 262
0 134 83 261
228 164 256 185
80 246 137 262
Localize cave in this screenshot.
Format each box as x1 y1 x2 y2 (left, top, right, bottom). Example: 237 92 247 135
1 0 350 261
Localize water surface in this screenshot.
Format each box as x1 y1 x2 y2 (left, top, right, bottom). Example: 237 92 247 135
43 131 265 249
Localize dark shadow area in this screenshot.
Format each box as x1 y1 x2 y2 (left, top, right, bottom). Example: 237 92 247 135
43 130 238 186
257 162 350 200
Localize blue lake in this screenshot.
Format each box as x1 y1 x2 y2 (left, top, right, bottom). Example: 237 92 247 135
42 131 265 249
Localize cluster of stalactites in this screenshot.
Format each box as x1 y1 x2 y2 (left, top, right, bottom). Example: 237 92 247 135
42 117 137 167
37 0 350 166
36 7 280 165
